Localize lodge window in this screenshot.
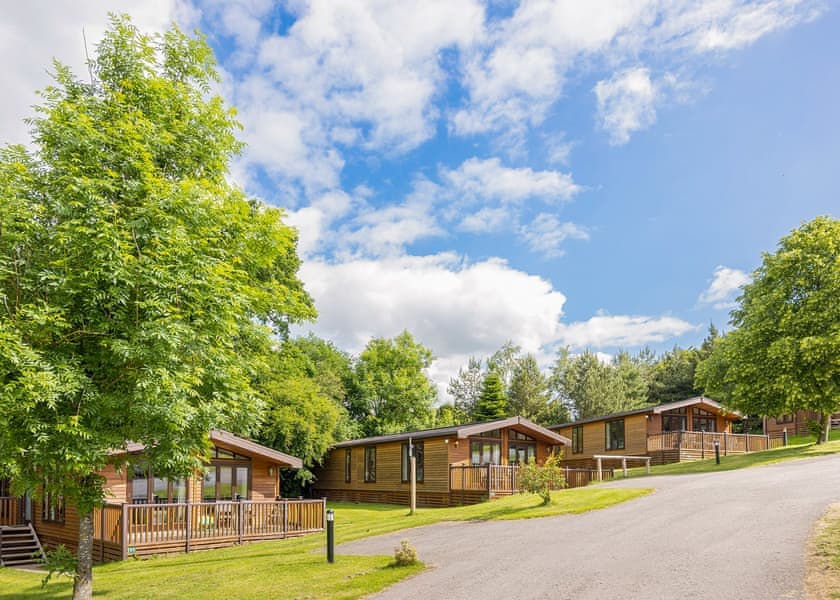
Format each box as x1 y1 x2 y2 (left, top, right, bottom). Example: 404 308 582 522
202 464 250 502
605 419 625 450
470 440 501 465
401 441 424 483
345 449 352 483
572 426 583 454
776 414 794 424
509 431 535 441
662 407 687 432
42 490 65 524
364 447 376 483
131 463 189 505
692 407 717 432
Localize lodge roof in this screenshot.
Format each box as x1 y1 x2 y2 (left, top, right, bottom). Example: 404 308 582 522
332 416 571 448
112 429 302 468
549 396 741 430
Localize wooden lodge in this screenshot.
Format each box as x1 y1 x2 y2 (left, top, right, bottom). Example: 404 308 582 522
550 397 785 467
313 416 581 507
0 430 324 566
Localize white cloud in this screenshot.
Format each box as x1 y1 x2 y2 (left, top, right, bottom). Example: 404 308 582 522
442 157 581 204
558 313 698 348
519 213 589 257
452 0 823 143
594 67 658 145
215 0 485 192
458 207 512 233
698 265 752 309
297 253 567 354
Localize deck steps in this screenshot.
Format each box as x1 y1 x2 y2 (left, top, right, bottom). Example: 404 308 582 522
0 524 46 568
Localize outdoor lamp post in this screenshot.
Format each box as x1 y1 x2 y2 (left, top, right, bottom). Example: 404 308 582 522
326 509 335 563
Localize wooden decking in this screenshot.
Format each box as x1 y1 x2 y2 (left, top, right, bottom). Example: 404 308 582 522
646 430 785 464
92 498 326 560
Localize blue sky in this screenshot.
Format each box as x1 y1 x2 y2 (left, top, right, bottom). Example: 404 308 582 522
3 1 838 397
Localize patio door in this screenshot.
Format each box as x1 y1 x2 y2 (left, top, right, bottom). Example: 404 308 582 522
508 442 536 465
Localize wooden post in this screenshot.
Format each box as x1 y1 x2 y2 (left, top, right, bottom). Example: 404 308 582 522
409 455 417 515
100 507 106 563
237 500 244 545
621 458 627 478
645 457 651 474
487 464 492 495
701 430 705 459
723 431 728 456
596 457 602 482
746 433 750 453
120 503 129 560
185 503 192 554
282 500 288 539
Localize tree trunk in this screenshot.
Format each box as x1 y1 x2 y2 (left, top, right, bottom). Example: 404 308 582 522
73 509 94 600
819 412 831 445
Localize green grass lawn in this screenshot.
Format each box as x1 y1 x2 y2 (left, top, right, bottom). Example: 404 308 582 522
622 432 840 478
0 486 650 599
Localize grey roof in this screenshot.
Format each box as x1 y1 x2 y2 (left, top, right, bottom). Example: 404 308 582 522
549 396 741 430
333 416 571 448
110 430 303 469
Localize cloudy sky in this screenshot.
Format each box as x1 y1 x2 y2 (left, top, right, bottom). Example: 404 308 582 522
3 1 838 398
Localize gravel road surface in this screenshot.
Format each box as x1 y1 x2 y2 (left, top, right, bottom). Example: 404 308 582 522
338 453 840 599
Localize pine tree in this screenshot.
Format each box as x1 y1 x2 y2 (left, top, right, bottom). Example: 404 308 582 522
473 371 509 421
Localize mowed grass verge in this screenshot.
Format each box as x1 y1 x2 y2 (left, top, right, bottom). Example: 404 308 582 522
0 486 651 599
808 502 840 600
622 431 840 478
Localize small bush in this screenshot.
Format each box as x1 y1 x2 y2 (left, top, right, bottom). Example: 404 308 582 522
393 538 418 566
518 453 566 505
808 419 823 440
41 544 77 588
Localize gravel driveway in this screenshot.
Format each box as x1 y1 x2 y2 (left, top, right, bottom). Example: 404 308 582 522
338 453 840 599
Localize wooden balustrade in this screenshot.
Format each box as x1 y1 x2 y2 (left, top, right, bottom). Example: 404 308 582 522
0 497 23 526
449 465 612 493
87 498 325 560
647 430 779 456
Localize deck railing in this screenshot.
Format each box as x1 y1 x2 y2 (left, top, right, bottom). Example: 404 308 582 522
647 430 785 456
449 465 613 493
92 498 325 559
0 497 24 527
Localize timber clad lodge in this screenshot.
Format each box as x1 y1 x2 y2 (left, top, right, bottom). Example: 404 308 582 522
0 430 323 566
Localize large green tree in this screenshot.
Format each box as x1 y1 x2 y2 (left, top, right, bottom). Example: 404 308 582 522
508 354 551 422
446 356 483 419
349 331 437 436
550 349 651 419
696 217 840 442
254 337 354 490
0 17 314 598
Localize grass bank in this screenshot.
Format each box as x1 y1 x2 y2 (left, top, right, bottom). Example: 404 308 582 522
807 503 840 600
0 486 650 599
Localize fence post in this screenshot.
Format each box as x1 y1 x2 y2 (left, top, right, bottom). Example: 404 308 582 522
701 430 705 459
120 503 129 560
723 431 728 456
596 457 602 482
746 433 750 453
100 507 106 563
487 464 491 494
185 503 192 554
621 458 627 478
